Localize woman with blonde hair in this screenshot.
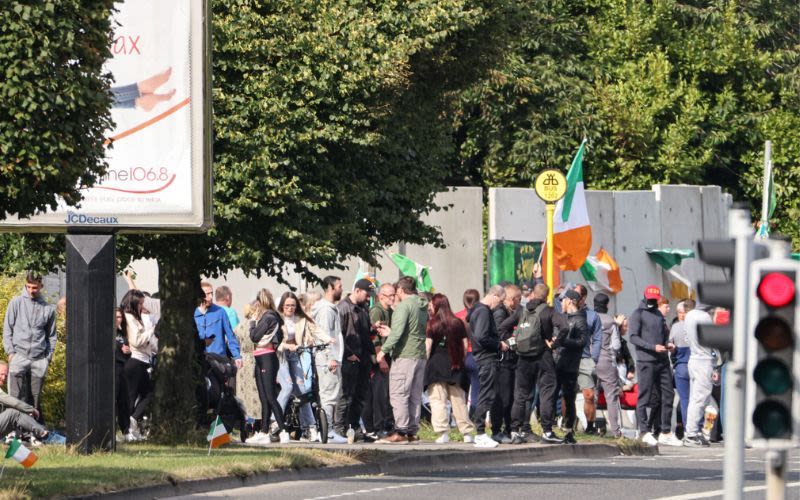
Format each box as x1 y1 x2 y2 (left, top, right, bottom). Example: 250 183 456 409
277 291 332 442
246 289 288 444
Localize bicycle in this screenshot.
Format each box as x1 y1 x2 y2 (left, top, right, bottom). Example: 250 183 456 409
282 343 330 444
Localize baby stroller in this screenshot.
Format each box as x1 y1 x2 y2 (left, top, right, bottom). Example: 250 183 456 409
203 353 248 442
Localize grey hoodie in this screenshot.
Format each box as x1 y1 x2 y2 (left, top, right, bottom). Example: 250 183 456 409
3 287 57 361
311 298 344 363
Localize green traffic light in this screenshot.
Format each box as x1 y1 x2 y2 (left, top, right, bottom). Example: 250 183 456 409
753 358 793 395
753 401 792 439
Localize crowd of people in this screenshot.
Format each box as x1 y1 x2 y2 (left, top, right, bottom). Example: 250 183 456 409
186 270 725 448
0 269 725 449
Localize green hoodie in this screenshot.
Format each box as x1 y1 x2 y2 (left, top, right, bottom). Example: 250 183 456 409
382 294 428 360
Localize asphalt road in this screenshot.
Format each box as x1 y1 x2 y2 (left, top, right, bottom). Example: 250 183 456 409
170 445 800 500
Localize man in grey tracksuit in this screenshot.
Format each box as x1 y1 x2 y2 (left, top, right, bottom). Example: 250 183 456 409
593 293 622 437
311 276 345 440
2 273 57 418
683 305 715 447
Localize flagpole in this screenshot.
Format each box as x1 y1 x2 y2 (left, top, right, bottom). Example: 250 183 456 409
546 203 555 304
758 141 772 239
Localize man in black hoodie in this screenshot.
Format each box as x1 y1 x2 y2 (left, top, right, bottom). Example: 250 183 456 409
467 285 508 448
499 283 559 444
491 284 521 443
552 288 588 444
628 285 682 447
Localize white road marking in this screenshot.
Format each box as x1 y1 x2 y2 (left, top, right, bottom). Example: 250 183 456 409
652 481 800 499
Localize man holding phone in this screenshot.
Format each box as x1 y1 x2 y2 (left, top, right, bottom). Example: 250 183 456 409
628 286 682 447
363 283 396 439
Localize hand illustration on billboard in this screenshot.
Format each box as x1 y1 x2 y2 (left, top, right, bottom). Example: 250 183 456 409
111 67 176 112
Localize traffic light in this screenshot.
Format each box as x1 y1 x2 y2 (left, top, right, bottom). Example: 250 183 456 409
696 239 735 352
745 258 800 447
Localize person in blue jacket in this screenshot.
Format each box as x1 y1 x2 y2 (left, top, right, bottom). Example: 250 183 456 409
195 282 242 370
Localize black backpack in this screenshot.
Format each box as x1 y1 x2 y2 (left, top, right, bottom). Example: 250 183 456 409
515 302 548 357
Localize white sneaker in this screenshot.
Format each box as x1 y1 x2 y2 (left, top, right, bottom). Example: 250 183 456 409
641 432 658 446
328 432 347 444
463 434 474 444
279 430 290 444
435 432 450 444
129 417 141 439
245 432 269 444
473 433 499 448
658 432 683 447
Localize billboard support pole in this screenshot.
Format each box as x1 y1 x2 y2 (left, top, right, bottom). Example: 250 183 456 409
65 233 116 454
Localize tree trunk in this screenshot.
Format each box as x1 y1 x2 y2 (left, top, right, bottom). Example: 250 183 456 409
150 252 202 443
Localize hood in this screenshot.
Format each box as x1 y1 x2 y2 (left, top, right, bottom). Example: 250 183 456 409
21 285 43 303
527 298 546 311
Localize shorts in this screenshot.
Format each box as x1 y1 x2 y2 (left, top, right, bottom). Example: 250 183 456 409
577 358 597 390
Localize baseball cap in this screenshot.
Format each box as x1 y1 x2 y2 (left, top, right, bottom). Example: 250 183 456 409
354 278 376 292
644 285 661 300
562 289 581 302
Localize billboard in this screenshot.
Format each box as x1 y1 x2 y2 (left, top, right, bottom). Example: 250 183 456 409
1 0 212 232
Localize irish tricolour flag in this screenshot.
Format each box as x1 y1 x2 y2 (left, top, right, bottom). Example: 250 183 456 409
6 438 37 468
553 140 592 271
207 416 231 450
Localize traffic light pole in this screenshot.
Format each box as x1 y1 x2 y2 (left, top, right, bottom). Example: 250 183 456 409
765 450 787 500
724 207 754 500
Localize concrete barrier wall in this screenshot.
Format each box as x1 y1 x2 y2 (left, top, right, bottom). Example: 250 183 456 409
489 184 732 316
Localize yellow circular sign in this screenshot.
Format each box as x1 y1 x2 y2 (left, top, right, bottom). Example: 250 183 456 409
534 169 567 203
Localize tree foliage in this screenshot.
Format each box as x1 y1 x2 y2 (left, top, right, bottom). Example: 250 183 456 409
0 1 114 218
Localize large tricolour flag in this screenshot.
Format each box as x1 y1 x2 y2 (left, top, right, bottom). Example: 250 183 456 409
552 140 592 271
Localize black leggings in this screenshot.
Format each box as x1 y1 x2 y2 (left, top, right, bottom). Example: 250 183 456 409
255 353 284 433
115 364 130 433
124 358 153 421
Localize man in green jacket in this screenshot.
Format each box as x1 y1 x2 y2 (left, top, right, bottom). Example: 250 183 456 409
376 277 428 443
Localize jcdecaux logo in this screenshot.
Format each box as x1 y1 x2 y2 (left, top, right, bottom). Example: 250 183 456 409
64 211 119 225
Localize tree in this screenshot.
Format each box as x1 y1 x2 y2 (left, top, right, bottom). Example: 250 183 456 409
0 1 114 218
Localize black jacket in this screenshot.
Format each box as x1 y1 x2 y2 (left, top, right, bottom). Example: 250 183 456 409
467 302 500 361
553 309 588 373
337 298 375 363
628 301 669 364
498 298 557 359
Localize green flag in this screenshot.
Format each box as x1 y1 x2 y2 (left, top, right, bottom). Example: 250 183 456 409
487 240 542 285
390 253 434 292
645 248 695 270
561 139 587 223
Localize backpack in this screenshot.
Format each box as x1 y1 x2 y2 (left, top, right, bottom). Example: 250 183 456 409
515 302 548 357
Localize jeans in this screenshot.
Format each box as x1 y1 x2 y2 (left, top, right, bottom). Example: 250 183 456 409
111 83 139 108
556 369 579 431
464 352 480 415
362 366 393 433
673 362 690 426
277 352 314 429
124 358 153 421
0 409 45 439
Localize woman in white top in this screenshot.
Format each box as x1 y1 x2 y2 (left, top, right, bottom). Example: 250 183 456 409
121 289 157 439
276 291 331 441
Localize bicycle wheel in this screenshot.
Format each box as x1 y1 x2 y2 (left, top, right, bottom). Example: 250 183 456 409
317 406 328 444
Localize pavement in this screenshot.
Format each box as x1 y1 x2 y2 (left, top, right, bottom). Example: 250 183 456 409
99 440 636 499
165 445 800 500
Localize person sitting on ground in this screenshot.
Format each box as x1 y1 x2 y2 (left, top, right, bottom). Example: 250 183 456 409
0 361 54 444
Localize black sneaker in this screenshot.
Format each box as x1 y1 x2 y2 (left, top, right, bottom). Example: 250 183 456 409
492 432 512 444
542 431 564 444
584 423 597 435
564 432 577 444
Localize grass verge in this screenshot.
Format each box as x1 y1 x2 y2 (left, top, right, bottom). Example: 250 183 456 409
0 443 359 499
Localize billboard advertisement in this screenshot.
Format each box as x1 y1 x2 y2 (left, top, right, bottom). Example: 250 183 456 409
1 0 212 232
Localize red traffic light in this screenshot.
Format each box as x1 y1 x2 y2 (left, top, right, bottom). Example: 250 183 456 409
757 272 796 308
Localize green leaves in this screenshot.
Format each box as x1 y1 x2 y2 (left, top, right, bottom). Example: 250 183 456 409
0 1 114 219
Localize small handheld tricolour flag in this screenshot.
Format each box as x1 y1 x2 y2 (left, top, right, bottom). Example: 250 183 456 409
6 438 37 468
207 416 231 454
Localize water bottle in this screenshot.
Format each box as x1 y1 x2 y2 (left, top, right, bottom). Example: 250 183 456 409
346 425 355 444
